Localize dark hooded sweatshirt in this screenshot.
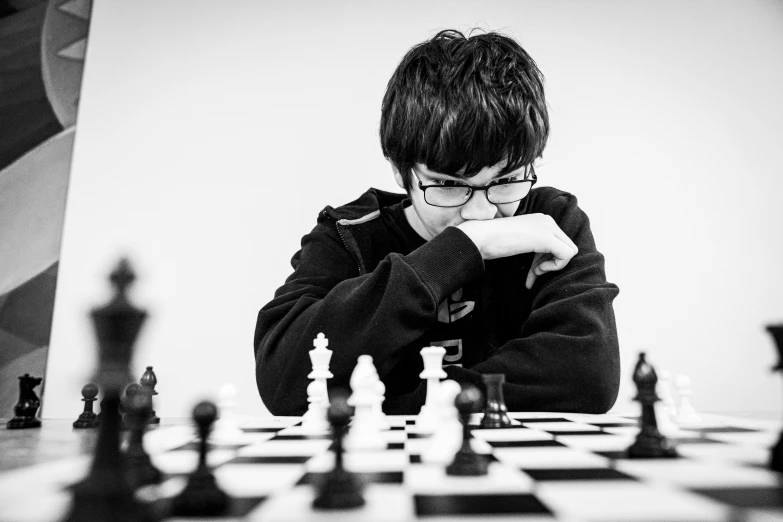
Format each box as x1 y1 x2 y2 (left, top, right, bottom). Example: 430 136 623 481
254 186 620 415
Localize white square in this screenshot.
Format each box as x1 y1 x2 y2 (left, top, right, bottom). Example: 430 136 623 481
537 481 730 521
492 447 609 469
404 462 533 494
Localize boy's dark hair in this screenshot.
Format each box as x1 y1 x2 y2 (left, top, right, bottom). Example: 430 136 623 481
380 29 549 191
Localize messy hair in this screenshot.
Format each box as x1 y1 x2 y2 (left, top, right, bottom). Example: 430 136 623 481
380 29 549 190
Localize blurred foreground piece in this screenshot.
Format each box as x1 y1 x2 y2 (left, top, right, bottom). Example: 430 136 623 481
626 352 678 459
312 391 365 510
7 374 43 429
64 258 159 522
123 383 162 488
170 401 230 517
768 324 783 472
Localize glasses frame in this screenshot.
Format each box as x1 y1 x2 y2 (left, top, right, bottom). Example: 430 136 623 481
414 165 538 208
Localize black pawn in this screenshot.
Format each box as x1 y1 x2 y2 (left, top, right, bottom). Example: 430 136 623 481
626 352 678 459
446 386 489 476
139 366 160 425
766 324 783 471
7 374 43 429
312 391 365 510
73 383 99 429
170 401 230 517
480 373 512 428
123 383 162 488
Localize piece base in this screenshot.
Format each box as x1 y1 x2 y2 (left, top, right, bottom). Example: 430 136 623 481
170 469 229 517
446 449 490 476
312 470 365 510
626 434 679 459
7 417 41 429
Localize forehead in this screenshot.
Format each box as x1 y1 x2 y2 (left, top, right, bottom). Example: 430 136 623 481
416 162 521 182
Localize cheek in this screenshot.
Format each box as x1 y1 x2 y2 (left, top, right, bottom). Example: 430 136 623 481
497 202 522 217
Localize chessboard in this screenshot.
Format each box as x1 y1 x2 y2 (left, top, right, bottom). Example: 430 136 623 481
1 411 782 522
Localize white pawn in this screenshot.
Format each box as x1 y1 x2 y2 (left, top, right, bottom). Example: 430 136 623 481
658 369 677 417
301 380 329 433
654 371 677 436
674 374 701 425
422 380 463 465
345 355 386 451
211 383 245 444
416 346 447 434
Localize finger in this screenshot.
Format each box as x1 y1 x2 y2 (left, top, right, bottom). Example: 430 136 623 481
554 229 578 254
540 237 577 264
536 255 571 273
525 265 537 289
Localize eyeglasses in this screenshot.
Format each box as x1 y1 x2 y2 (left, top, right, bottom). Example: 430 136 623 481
414 165 537 208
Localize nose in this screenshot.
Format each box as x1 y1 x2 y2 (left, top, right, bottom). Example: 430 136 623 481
460 189 498 221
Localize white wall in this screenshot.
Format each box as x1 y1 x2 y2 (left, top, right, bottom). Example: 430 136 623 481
45 0 783 419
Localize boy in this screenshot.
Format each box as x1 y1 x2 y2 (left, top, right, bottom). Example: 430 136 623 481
254 29 620 415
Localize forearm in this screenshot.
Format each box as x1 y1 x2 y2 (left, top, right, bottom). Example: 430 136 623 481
254 227 484 415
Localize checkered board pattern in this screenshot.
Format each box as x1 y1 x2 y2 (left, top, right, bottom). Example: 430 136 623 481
2 412 782 522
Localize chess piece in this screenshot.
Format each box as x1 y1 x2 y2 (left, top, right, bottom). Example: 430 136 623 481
170 401 230 517
64 258 160 522
7 374 43 429
422 380 463 464
309 333 334 410
139 366 160 424
766 324 783 471
446 385 489 476
122 383 142 429
345 355 386 451
312 391 365 510
416 346 447 433
123 384 162 488
658 369 677 417
73 383 99 429
626 352 678 459
479 373 512 428
301 380 329 433
673 374 701 425
212 383 245 444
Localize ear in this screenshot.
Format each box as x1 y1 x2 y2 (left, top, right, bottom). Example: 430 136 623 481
391 165 406 191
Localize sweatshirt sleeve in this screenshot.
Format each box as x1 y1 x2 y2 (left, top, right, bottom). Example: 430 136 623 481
445 192 621 414
254 218 484 415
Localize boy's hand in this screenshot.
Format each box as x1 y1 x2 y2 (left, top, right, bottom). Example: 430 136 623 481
456 214 578 289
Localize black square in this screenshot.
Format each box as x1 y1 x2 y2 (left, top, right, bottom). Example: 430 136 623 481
523 467 637 481
297 471 403 486
414 493 551 516
241 427 286 433
545 430 613 436
271 434 330 441
691 486 783 508
486 439 565 448
514 417 570 423
226 455 312 465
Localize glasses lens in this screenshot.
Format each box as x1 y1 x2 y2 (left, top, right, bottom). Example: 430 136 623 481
425 186 472 207
487 181 533 204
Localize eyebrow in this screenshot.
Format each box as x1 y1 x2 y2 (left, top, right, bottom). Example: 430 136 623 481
419 167 526 183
